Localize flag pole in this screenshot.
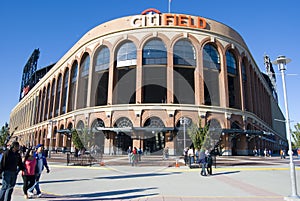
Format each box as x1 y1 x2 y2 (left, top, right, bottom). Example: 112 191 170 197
168 0 171 13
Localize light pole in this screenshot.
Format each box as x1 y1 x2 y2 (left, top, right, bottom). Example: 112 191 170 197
48 120 57 158
272 55 299 199
180 117 188 150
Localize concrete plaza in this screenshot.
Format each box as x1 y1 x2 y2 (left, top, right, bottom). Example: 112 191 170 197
10 156 300 200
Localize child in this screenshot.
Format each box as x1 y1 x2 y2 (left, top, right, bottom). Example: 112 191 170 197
22 149 36 199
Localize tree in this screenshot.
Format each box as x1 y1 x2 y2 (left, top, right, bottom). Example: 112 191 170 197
292 123 300 149
187 118 209 150
71 129 84 150
0 123 10 147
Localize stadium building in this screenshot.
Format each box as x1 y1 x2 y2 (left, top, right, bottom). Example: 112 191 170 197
9 9 287 156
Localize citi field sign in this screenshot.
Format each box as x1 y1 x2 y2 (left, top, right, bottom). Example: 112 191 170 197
131 8 207 29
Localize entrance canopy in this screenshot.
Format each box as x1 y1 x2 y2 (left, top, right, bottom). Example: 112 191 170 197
95 127 174 133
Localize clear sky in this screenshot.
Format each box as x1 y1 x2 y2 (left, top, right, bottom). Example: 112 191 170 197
0 0 299 131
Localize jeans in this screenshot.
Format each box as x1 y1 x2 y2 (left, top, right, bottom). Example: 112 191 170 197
28 174 41 194
22 175 35 195
200 163 207 176
0 171 17 201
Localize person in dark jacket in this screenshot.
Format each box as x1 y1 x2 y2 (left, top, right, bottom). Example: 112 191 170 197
27 144 50 198
206 152 213 175
0 141 25 201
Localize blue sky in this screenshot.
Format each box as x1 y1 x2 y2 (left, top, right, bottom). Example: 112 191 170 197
0 0 299 131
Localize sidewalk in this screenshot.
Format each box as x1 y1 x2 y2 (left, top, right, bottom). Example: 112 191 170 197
10 156 300 200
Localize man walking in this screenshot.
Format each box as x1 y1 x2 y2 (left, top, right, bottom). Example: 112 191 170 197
28 144 50 198
198 149 207 176
0 141 25 201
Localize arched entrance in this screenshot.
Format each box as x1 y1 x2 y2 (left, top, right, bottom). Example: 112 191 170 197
114 117 133 154
231 121 242 156
206 119 222 155
91 118 105 155
143 116 166 155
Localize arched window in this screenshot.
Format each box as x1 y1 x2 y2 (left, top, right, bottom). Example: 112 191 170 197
226 50 240 109
242 60 247 81
116 41 136 67
54 74 62 117
68 62 78 112
174 39 196 66
93 46 109 106
61 69 69 114
203 44 220 106
44 84 50 120
173 39 196 104
77 54 90 109
142 39 167 104
40 88 46 122
81 55 90 77
49 79 56 118
95 47 110 72
242 60 248 111
113 42 136 104
142 39 167 65
203 44 220 70
226 50 237 75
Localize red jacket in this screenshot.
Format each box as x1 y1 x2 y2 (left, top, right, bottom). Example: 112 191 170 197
22 158 36 176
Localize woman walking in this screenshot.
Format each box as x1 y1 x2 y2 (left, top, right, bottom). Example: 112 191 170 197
22 149 36 199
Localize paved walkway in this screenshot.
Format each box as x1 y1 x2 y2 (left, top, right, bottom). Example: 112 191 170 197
9 156 300 200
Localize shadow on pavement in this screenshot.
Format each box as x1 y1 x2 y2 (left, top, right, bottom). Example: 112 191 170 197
96 172 181 180
45 187 159 201
210 170 240 176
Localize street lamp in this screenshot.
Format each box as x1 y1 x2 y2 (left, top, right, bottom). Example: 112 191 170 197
180 117 188 150
48 120 57 158
272 55 299 199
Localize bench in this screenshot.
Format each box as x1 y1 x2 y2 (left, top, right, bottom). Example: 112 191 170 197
66 153 95 166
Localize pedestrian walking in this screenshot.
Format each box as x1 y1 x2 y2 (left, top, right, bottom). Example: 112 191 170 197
206 152 213 175
0 141 25 201
188 147 194 166
163 147 169 160
127 146 132 164
198 149 207 176
27 144 50 198
138 147 143 161
22 149 36 199
183 147 188 166
131 147 138 166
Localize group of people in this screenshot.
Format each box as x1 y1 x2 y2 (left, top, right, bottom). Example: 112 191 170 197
127 146 143 166
198 150 213 176
183 147 213 176
0 142 50 200
252 147 273 157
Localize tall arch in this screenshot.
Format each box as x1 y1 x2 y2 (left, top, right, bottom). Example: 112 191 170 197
92 46 109 106
173 39 196 104
49 79 56 118
203 43 220 106
68 61 78 112
113 41 136 104
226 49 241 109
77 53 90 109
61 68 69 114
142 38 167 103
54 74 62 117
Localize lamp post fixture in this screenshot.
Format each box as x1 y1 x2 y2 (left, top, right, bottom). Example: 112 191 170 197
180 117 188 150
48 120 57 158
272 55 299 199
